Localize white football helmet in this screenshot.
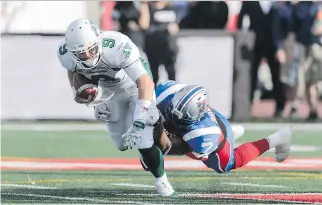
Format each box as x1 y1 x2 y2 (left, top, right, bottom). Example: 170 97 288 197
65 18 102 69
170 85 209 124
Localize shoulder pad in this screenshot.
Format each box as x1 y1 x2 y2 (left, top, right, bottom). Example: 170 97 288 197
183 127 222 154
156 81 187 104
57 41 75 71
100 31 132 70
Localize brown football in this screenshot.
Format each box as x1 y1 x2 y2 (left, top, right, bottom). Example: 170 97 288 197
67 71 99 103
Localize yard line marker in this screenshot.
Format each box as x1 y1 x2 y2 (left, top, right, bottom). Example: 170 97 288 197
223 182 287 188
1 184 57 189
1 193 149 204
117 193 159 197
111 183 154 188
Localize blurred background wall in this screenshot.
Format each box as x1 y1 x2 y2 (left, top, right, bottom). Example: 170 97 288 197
1 1 322 122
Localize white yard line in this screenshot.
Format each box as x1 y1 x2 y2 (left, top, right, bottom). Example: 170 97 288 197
0 161 142 170
111 183 154 188
2 123 322 131
222 182 287 188
1 184 57 189
1 192 147 204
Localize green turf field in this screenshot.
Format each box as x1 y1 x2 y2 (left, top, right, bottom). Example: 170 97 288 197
1 122 322 204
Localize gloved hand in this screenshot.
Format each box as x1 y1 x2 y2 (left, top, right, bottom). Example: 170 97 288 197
122 119 145 149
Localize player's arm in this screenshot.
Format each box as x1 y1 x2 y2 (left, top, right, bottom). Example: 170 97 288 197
120 41 156 122
164 133 192 155
153 120 192 155
183 126 223 160
67 71 99 104
57 43 98 104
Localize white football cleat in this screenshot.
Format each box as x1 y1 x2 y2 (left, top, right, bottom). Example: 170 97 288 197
232 125 245 141
154 174 176 197
274 126 293 163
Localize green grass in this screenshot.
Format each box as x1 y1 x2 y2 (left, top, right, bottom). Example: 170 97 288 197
1 122 322 204
2 170 322 204
1 130 322 158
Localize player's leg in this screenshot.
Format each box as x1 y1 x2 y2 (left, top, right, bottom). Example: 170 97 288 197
203 110 293 172
102 90 129 151
128 87 175 196
164 51 177 81
148 55 161 85
233 126 293 169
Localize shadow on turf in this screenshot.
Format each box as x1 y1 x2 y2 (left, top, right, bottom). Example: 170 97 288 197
1 188 296 204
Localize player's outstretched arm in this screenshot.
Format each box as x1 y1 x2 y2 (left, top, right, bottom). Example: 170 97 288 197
153 123 192 156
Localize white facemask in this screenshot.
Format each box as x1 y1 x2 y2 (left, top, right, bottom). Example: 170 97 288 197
82 55 100 69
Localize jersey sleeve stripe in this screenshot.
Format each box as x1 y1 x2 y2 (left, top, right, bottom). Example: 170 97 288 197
183 126 221 141
156 84 187 105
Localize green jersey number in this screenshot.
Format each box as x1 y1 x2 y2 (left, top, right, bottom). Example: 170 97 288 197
59 44 68 55
102 38 115 48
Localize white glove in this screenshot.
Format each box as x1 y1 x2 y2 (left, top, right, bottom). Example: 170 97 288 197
94 103 110 122
122 119 145 149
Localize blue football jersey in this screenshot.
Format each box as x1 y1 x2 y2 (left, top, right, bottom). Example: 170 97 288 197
155 81 223 155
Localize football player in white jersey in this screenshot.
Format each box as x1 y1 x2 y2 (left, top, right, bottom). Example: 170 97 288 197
57 18 175 197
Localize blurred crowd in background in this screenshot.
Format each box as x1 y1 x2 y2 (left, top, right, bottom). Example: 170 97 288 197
111 1 322 121
1 1 321 121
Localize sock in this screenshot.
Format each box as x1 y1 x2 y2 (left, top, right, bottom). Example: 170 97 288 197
266 132 282 149
139 145 165 178
155 173 167 182
233 139 269 169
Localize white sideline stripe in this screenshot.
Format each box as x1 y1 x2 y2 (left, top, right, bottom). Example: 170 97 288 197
1 184 57 189
124 192 322 197
2 123 322 131
223 182 287 188
1 193 147 204
266 145 322 152
233 144 322 152
0 161 143 169
111 183 154 188
240 123 322 131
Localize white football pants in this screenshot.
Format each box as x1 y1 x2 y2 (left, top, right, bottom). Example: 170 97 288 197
101 85 155 150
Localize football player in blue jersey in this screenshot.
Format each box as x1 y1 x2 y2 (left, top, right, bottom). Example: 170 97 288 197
140 80 293 173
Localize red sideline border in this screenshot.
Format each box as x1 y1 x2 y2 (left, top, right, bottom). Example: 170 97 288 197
184 193 322 203
1 157 322 171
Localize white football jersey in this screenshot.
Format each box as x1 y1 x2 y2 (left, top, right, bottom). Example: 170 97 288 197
57 31 150 91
